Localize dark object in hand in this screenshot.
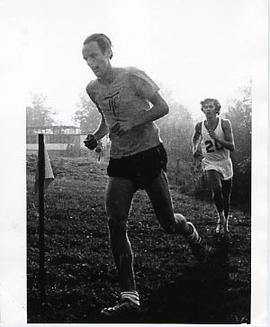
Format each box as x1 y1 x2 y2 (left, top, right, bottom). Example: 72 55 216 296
95 145 102 153
84 134 98 150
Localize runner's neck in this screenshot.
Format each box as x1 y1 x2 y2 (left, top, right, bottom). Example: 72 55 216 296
205 116 219 130
98 66 116 85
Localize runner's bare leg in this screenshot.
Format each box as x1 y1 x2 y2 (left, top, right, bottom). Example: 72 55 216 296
105 177 137 291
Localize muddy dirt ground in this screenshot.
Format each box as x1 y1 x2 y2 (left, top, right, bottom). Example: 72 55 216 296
27 155 250 323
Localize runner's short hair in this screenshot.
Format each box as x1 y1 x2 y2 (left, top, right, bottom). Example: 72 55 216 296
83 33 113 59
200 98 221 115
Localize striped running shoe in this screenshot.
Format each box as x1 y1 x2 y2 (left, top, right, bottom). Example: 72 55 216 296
186 222 212 261
100 298 141 319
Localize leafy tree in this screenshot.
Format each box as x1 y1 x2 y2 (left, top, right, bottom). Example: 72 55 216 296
157 100 194 162
26 93 56 127
155 98 195 191
226 83 251 162
73 94 101 134
225 81 252 208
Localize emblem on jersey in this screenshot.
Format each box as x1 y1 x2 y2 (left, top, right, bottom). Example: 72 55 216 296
104 92 120 116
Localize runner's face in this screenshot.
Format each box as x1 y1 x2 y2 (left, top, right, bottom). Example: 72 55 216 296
202 102 217 118
82 41 110 78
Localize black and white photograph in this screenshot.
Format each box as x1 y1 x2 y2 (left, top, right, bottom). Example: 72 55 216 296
0 0 268 325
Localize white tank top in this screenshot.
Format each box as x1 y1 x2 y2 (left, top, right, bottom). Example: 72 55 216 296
201 118 230 162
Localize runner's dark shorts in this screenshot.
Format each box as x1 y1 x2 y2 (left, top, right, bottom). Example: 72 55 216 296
107 143 168 189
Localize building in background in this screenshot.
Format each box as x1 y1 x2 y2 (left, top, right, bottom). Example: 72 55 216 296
26 126 110 158
26 126 86 156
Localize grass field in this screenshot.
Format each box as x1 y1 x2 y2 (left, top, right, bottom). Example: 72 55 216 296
27 154 251 323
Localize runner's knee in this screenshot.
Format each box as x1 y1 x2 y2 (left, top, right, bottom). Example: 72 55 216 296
211 183 222 200
213 191 224 212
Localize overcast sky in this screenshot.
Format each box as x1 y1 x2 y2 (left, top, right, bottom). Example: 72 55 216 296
1 0 267 124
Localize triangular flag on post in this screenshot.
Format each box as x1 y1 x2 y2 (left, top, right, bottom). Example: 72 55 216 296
44 144 54 189
34 141 54 193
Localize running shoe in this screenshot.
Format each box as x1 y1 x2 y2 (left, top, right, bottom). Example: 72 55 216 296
186 222 212 261
100 298 141 319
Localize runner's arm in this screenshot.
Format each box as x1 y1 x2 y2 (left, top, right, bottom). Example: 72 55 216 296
209 119 235 151
192 122 202 156
110 92 168 136
84 87 109 149
133 91 169 126
92 114 108 141
86 86 109 141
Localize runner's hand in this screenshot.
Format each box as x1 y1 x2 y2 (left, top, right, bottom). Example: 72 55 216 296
84 134 98 150
193 149 202 158
208 129 219 141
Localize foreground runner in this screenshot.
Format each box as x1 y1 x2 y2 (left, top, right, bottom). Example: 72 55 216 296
82 33 209 319
192 98 235 234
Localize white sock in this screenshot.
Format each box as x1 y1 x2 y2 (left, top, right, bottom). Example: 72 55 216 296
120 291 140 306
217 211 225 222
